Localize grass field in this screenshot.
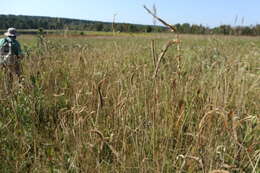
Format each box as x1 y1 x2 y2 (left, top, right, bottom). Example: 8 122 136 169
0 33 259 172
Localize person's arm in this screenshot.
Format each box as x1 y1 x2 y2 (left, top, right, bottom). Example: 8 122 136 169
16 41 24 59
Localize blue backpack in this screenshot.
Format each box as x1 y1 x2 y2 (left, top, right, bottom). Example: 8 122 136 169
0 38 16 65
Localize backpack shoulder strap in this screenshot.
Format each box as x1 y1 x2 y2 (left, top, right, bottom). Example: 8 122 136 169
5 37 12 44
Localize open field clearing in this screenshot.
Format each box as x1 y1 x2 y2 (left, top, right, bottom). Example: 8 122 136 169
0 33 259 172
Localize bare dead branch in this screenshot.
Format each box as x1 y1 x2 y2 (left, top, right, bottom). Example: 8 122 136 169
144 5 176 32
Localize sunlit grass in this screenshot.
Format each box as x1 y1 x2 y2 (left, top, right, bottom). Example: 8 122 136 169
0 33 259 172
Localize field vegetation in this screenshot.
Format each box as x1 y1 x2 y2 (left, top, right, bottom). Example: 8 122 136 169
0 32 259 172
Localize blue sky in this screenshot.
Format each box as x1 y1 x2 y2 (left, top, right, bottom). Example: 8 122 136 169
1 0 259 27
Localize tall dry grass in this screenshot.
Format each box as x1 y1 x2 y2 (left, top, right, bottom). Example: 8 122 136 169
0 33 259 172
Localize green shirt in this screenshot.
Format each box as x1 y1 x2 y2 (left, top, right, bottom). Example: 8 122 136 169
0 37 23 56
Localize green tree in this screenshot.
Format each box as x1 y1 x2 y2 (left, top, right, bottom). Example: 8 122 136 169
146 26 153 33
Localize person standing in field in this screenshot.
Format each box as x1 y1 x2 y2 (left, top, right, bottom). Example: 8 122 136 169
0 28 24 93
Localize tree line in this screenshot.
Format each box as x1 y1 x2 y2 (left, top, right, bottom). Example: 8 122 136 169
175 23 260 36
1 15 260 36
0 15 165 33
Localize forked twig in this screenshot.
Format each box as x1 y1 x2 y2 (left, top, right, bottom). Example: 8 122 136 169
143 5 177 32
144 5 181 78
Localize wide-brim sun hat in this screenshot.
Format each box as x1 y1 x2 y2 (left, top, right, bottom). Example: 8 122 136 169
4 28 18 36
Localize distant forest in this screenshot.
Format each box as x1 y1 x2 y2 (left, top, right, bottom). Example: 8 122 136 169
1 14 260 36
